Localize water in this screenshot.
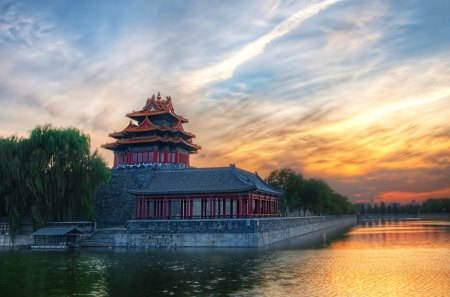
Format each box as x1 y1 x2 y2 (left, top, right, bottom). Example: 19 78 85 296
0 220 449 297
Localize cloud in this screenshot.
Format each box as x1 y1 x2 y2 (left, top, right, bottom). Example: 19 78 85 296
183 0 345 91
1 0 450 204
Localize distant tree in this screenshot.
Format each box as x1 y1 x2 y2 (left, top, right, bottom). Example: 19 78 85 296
267 168 353 216
380 202 386 215
0 125 110 236
373 203 379 215
421 198 450 213
266 168 305 216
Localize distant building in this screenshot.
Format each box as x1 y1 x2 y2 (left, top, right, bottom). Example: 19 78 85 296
96 93 281 225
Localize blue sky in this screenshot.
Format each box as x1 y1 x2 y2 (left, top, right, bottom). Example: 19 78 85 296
1 0 450 202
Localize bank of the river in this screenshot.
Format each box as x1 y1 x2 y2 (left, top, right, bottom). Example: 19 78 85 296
81 215 356 248
0 216 356 248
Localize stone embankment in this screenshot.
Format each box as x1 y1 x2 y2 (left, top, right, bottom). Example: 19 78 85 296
82 215 356 248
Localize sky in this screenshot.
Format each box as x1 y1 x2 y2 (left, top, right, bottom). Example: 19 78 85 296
1 0 450 204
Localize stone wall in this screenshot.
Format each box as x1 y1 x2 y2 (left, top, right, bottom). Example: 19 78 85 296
85 216 356 248
0 235 33 247
126 216 339 234
95 167 155 226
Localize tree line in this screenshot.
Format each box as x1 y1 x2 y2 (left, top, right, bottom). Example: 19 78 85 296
0 125 110 236
357 198 450 215
266 168 354 216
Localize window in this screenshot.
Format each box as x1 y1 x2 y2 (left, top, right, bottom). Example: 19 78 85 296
149 151 154 162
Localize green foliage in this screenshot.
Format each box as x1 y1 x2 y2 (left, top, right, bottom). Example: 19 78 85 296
0 125 110 236
266 168 354 216
420 198 450 213
354 198 450 215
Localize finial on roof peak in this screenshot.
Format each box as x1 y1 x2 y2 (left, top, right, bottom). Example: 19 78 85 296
157 92 161 100
230 163 235 168
151 94 155 100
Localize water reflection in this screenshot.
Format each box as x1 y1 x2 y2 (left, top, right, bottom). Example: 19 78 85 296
0 220 449 297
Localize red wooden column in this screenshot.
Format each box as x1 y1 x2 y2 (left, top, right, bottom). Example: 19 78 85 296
187 197 190 218
181 198 185 219
238 195 243 218
261 196 265 216
247 195 252 217
200 199 203 218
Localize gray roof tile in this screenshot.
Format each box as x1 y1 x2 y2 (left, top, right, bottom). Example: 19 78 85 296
32 227 83 236
129 166 282 196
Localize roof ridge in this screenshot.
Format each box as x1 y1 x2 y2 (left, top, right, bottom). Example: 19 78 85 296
230 166 256 189
153 166 233 173
253 170 283 193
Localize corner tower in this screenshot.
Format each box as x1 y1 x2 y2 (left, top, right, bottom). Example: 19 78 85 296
102 93 201 168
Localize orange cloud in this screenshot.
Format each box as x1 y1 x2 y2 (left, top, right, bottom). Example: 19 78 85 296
378 187 450 203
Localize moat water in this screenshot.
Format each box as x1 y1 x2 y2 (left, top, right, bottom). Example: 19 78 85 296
0 220 449 297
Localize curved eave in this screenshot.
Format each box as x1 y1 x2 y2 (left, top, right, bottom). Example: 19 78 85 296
103 137 201 151
129 187 254 196
124 126 195 138
126 111 188 123
101 143 119 151
108 132 127 139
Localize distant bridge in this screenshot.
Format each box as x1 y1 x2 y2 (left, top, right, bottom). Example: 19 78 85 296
357 214 418 223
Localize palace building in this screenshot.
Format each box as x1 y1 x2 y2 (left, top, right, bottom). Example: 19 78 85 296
102 92 200 167
96 93 281 225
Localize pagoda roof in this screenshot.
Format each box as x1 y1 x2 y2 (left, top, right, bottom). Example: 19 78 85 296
129 166 282 196
109 117 195 139
126 93 188 123
102 136 201 151
125 117 195 137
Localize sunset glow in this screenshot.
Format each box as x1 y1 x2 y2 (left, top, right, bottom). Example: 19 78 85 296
1 0 449 203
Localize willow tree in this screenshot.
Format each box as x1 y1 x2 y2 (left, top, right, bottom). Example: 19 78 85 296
0 125 110 236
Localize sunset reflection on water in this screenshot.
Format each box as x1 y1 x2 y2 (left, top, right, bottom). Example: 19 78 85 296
247 220 450 297
0 220 449 297
319 220 450 297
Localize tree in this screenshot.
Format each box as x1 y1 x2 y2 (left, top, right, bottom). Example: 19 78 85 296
266 168 304 215
380 202 386 214
0 125 110 236
266 168 353 216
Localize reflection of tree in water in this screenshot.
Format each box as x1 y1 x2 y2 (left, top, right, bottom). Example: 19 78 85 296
102 248 263 296
0 225 354 297
0 250 109 297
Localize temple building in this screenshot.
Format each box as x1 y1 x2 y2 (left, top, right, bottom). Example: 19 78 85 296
96 93 281 225
102 92 200 167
